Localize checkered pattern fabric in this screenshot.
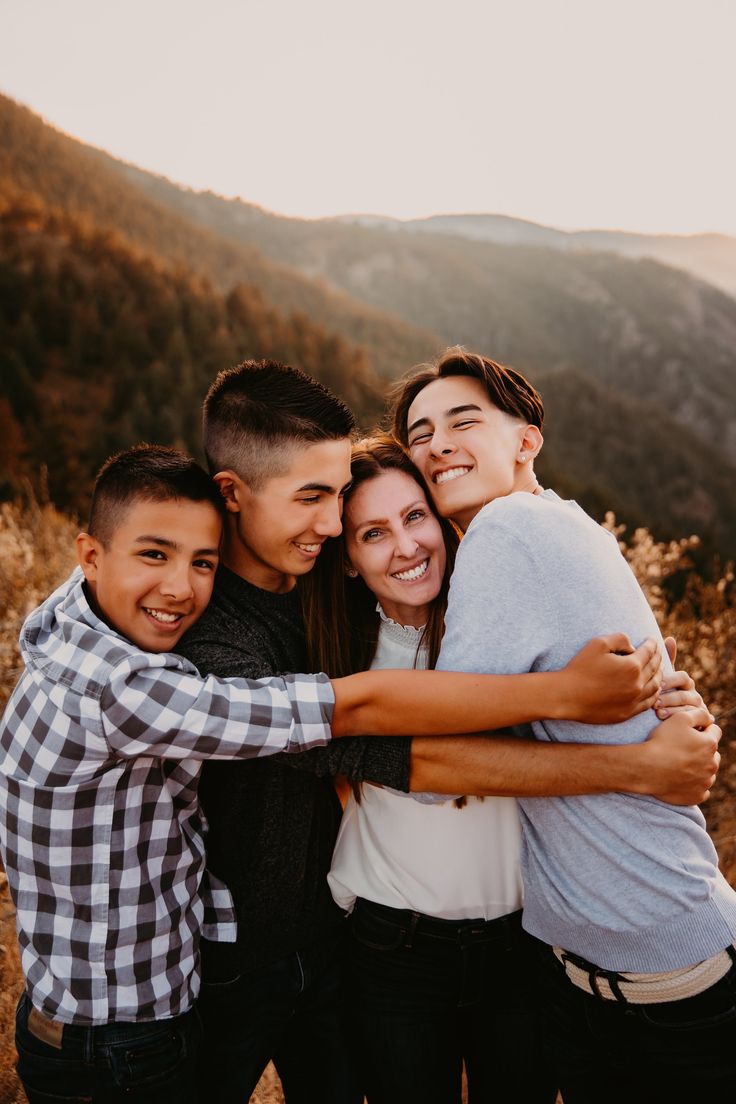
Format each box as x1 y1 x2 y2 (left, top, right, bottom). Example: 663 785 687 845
0 569 334 1026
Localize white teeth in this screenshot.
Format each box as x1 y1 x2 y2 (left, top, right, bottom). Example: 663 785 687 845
295 543 321 553
144 608 181 623
393 560 429 582
435 467 471 485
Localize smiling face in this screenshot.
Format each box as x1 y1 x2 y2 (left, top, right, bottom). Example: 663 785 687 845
77 498 222 652
218 437 353 593
406 376 540 529
344 469 447 629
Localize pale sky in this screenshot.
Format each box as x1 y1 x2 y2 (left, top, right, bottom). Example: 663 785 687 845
1 0 735 235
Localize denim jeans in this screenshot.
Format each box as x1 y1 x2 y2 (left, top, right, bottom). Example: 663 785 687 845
195 926 362 1104
15 991 202 1104
535 937 736 1104
346 898 557 1104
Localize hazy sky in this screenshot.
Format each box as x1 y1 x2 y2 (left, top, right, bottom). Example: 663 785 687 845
2 0 735 234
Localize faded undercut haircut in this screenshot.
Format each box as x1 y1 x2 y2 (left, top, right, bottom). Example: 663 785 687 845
203 360 355 489
391 346 544 445
88 445 225 547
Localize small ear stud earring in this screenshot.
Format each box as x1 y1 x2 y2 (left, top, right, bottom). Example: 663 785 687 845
519 454 526 462
346 566 358 578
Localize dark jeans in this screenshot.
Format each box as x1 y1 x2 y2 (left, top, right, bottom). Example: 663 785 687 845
535 937 736 1104
195 927 362 1104
15 991 201 1104
346 898 557 1104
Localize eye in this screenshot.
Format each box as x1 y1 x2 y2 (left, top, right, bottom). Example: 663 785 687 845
193 558 217 572
361 528 383 542
139 549 166 561
406 509 426 524
299 496 321 505
454 419 478 430
409 432 431 448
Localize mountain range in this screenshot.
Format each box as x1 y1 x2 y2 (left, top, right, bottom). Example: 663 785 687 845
1 91 735 560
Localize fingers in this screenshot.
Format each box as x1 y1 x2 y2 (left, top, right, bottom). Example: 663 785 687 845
660 669 695 692
664 636 677 666
599 632 636 657
708 721 723 747
655 689 705 718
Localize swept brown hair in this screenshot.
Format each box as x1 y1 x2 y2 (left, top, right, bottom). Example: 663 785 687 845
391 346 544 446
300 434 458 679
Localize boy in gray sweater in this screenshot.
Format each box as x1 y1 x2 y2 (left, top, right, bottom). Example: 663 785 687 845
394 348 736 1104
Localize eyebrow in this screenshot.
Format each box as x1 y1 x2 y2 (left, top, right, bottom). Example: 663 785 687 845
134 536 219 556
296 479 354 495
407 404 483 437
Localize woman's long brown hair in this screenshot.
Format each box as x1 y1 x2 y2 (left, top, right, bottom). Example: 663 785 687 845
300 434 458 679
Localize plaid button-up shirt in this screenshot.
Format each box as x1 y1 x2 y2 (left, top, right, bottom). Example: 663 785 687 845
0 570 334 1026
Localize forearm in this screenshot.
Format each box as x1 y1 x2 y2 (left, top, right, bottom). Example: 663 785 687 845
330 669 575 738
409 734 653 797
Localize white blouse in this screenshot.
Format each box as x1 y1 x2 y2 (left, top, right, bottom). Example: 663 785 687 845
327 614 524 921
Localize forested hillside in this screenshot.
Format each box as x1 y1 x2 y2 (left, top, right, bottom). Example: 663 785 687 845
134 179 736 471
0 94 438 380
0 188 381 514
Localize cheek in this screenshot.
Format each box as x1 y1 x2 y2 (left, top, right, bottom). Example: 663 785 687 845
195 576 216 607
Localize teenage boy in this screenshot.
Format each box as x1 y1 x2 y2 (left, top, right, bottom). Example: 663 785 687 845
4 444 669 1104
180 359 718 1104
393 349 735 1103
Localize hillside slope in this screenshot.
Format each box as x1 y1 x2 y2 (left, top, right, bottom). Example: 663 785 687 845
0 94 439 379
115 175 736 474
0 190 382 514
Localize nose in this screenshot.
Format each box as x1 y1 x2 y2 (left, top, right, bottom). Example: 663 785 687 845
314 497 343 538
160 561 195 602
395 530 420 558
429 427 457 458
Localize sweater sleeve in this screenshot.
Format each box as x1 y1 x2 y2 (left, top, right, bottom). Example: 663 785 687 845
180 611 413 790
277 736 412 791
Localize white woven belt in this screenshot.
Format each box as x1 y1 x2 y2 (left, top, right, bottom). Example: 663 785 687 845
553 944 735 1005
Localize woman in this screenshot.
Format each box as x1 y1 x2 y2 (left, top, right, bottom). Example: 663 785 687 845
304 435 701 1104
305 435 552 1103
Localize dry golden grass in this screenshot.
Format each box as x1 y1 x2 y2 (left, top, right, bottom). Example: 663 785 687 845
0 504 734 1102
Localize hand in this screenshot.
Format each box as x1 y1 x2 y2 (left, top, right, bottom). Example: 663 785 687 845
561 634 662 724
655 637 708 718
640 706 721 805
655 670 706 719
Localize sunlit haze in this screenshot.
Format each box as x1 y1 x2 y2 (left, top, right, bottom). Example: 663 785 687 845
2 0 735 235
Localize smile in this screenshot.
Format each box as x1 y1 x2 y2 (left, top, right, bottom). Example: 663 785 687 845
434 466 472 485
143 607 184 624
294 542 322 554
392 559 429 582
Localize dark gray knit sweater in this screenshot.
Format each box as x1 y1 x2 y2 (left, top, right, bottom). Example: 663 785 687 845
178 565 412 972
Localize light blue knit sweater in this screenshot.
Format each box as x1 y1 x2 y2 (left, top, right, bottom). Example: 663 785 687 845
437 488 736 972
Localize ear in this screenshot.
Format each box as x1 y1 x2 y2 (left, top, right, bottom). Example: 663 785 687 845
76 532 102 583
213 470 247 514
518 425 543 464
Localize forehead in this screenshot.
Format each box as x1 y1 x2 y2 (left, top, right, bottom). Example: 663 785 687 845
111 498 222 544
407 376 492 426
268 437 352 489
346 470 427 524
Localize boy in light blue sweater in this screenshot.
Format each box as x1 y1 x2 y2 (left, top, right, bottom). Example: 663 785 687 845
393 349 735 1104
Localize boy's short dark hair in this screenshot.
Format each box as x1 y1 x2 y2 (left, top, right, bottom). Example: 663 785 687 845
203 359 355 490
391 347 544 445
88 445 225 546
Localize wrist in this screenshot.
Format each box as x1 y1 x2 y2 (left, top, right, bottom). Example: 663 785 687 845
616 741 652 795
544 669 575 722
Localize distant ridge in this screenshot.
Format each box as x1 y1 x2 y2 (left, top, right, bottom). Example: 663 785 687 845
334 212 736 298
